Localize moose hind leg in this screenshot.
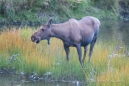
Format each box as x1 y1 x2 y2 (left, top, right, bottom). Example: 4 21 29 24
82 46 88 64
64 44 70 61
89 37 97 62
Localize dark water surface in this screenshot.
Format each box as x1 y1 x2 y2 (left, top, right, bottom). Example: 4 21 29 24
98 20 129 49
0 74 85 86
0 20 129 86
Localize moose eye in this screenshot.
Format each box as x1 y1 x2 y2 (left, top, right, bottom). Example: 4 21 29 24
41 29 45 32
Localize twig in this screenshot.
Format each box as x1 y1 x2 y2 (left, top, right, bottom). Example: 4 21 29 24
8 54 19 64
8 54 23 68
16 80 25 86
124 51 129 57
108 46 122 70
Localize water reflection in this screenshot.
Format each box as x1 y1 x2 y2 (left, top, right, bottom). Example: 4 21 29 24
98 20 117 43
99 20 129 49
0 74 86 86
118 21 129 48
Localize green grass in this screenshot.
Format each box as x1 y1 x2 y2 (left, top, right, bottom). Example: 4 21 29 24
0 28 129 85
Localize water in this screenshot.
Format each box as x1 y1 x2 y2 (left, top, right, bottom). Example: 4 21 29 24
98 20 129 49
0 74 85 86
0 20 129 86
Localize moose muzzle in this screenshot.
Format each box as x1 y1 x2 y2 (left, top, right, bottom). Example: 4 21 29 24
31 36 40 44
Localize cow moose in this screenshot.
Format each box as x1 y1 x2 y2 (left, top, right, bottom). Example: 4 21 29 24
31 16 100 67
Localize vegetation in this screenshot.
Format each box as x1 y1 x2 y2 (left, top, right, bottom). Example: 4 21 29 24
0 28 129 85
0 0 129 25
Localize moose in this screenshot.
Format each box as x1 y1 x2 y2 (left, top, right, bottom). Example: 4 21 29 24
31 16 100 67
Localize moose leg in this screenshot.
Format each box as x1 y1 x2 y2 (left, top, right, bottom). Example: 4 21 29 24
89 37 97 62
82 46 88 64
64 44 70 61
76 44 83 67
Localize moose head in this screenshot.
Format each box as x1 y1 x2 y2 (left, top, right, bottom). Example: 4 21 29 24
31 19 53 44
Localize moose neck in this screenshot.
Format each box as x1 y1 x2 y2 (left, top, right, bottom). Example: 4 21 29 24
50 23 69 41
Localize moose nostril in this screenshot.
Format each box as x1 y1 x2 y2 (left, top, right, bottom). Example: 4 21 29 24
31 36 36 42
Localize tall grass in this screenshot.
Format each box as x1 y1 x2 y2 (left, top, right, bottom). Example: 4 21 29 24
0 28 129 85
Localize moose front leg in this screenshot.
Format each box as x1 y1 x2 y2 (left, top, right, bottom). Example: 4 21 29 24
76 44 84 67
64 44 70 61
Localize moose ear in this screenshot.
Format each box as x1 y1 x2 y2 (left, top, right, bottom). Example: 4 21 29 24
48 18 53 25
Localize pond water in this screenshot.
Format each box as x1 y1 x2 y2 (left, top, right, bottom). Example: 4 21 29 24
0 74 86 86
98 20 129 49
0 20 129 86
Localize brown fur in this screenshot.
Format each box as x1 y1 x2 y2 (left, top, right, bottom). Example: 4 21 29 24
31 16 100 67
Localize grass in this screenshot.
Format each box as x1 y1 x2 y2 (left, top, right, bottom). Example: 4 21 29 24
0 28 129 85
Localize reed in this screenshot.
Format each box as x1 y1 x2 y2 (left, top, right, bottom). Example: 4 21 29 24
0 28 129 85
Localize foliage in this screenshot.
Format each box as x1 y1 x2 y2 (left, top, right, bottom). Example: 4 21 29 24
0 0 125 23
